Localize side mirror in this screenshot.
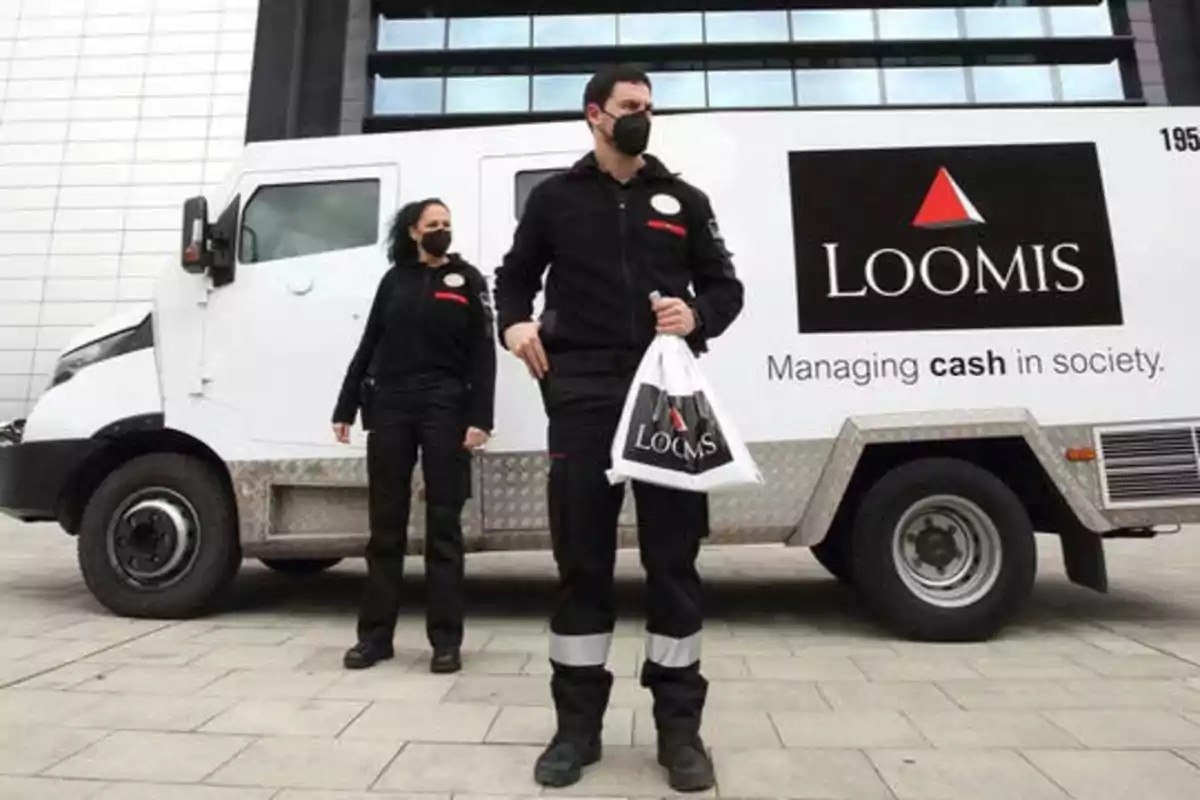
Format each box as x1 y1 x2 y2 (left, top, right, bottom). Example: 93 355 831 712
181 196 210 272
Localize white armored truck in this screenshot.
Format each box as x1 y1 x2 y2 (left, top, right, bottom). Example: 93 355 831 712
2 106 1199 642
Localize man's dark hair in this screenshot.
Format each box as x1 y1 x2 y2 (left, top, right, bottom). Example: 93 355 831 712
582 63 652 117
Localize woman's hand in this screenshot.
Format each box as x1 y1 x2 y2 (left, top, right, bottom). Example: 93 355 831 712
333 423 351 444
463 427 490 451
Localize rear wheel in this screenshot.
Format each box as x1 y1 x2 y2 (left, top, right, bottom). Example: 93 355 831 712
77 453 240 619
850 457 1036 642
260 558 342 575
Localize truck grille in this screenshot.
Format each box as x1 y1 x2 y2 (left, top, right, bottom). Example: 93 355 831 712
1095 424 1200 507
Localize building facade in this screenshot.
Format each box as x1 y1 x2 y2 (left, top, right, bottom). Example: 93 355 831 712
1 1 1198 420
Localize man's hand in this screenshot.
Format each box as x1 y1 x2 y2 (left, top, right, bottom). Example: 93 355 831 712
463 427 490 451
653 296 696 336
332 423 350 444
504 321 549 379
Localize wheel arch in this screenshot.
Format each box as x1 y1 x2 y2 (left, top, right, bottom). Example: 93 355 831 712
59 417 236 536
790 408 1114 551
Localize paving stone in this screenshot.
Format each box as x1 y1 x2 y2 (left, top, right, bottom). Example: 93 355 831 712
0 688 107 725
1024 750 1200 800
200 669 343 700
0 776 109 799
852 656 982 682
964 655 1099 680
319 672 456 703
206 736 401 791
818 681 959 712
905 711 1083 748
90 785 276 800
443 676 553 708
71 666 231 696
61 694 236 732
82 642 213 667
340 701 499 744
713 748 892 799
405 651 529 676
771 711 927 748
46 731 252 783
192 645 321 671
704 679 828 712
273 792 449 800
633 710 781 749
868 748 1069 799
0 725 109 777
199 698 369 737
1042 710 1200 748
745 655 868 682
374 743 546 794
485 706 633 747
188 627 296 646
1070 653 1200 679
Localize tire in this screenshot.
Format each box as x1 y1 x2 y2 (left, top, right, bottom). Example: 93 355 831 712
850 457 1036 642
77 453 240 619
260 558 342 575
810 528 853 584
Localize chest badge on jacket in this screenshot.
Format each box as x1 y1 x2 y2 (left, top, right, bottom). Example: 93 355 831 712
650 193 682 216
443 273 465 288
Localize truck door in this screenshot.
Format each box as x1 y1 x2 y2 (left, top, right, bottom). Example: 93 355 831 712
198 164 400 456
478 151 582 455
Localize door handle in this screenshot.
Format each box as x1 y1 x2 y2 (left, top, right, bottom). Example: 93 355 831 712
287 276 314 295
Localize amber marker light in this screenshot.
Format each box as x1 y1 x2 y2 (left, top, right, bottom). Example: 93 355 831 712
1065 447 1096 462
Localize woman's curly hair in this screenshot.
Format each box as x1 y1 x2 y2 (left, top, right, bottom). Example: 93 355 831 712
387 197 447 265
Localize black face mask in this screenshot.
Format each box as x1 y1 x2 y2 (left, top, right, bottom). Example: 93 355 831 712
420 229 451 258
607 110 651 157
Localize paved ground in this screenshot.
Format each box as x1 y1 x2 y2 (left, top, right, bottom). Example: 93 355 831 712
4 518 1200 800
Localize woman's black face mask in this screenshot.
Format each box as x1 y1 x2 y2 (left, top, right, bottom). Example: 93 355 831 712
420 229 452 258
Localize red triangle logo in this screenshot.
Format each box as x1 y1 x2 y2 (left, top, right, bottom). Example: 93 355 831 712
913 167 985 229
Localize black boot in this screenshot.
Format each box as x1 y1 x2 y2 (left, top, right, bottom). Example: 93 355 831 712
658 734 715 793
343 640 394 670
533 732 602 788
429 646 461 674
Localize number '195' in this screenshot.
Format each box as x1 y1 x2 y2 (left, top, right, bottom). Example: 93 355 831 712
1160 126 1200 152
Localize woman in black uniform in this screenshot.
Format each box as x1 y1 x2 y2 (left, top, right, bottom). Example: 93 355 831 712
331 198 497 673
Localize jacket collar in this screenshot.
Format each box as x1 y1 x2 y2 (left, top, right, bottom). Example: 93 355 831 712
567 151 677 182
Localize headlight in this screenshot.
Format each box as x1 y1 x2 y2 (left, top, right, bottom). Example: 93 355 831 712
51 316 153 388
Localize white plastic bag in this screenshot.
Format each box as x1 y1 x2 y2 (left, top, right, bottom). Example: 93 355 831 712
606 333 763 493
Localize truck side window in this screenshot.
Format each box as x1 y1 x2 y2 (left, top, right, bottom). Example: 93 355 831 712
514 169 563 221
239 179 381 265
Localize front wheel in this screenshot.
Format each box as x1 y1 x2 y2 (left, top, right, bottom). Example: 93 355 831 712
850 457 1036 642
77 453 240 619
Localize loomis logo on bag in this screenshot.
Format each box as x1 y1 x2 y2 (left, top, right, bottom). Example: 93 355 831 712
788 142 1124 333
621 385 734 476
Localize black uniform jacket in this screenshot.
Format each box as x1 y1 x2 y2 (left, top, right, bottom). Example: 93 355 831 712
493 152 744 358
332 254 497 432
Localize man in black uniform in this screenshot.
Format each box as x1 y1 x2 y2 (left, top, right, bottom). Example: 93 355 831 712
493 64 744 793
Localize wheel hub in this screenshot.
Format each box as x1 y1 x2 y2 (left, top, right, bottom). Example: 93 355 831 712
891 495 1003 609
106 490 200 588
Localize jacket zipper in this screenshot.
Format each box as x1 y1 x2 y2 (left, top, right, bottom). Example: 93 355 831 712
618 194 636 345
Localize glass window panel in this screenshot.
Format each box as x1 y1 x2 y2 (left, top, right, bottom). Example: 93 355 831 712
533 73 588 111
1059 61 1124 101
878 9 961 40
377 18 444 51
373 76 443 115
885 67 969 104
1050 2 1113 37
704 11 789 44
445 75 529 113
645 71 706 109
447 16 530 50
533 14 615 48
791 10 873 41
972 65 1055 103
618 13 703 46
964 8 1046 39
795 68 881 106
708 70 794 108
240 180 380 265
515 169 564 220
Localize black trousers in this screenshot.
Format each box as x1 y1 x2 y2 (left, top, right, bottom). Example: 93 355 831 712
357 382 472 651
540 351 709 743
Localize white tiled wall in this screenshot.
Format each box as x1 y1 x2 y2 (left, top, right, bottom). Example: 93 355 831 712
0 0 258 421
